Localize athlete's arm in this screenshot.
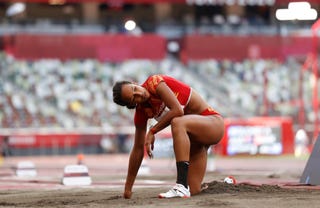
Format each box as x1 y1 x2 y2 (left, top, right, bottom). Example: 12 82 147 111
144 81 184 156
123 124 146 199
150 81 183 133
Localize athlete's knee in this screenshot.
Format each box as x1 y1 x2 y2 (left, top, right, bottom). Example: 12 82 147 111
171 117 185 130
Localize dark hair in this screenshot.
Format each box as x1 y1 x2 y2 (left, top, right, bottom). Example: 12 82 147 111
112 81 136 109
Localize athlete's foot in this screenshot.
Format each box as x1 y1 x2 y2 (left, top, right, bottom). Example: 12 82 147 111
158 184 191 198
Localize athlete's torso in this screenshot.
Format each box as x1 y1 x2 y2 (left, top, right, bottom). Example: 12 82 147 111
134 75 218 126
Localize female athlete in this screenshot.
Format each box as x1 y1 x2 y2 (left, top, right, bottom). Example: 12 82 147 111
112 74 224 199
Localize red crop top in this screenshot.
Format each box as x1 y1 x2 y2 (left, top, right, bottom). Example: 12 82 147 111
134 75 191 126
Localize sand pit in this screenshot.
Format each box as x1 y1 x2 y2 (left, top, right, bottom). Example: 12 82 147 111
0 154 319 208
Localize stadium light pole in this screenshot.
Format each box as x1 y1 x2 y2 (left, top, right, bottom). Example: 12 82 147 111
299 53 313 129
311 19 320 143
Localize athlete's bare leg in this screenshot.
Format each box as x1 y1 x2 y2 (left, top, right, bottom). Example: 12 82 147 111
188 142 208 195
171 114 224 162
170 114 224 195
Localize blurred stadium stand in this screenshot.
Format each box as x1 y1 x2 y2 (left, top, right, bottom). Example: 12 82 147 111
0 0 318 155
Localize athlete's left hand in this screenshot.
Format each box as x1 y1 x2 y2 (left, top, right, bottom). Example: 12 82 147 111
145 131 155 159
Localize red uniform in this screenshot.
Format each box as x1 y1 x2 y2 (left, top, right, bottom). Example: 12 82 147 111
134 75 219 126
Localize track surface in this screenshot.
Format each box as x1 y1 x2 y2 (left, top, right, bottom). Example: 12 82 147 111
0 154 316 190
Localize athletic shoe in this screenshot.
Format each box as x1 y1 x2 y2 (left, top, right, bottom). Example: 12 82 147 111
158 184 191 198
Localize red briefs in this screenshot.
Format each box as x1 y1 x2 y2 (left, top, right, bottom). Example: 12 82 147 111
200 107 220 116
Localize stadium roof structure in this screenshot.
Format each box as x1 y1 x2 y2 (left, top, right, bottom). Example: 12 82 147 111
2 0 320 6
